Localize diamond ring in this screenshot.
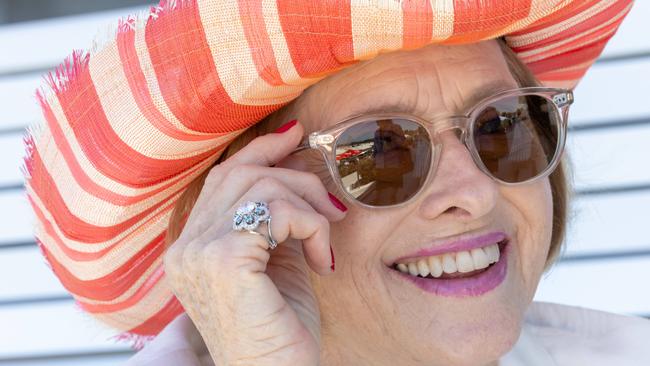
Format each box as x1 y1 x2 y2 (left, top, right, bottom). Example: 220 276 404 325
232 201 278 250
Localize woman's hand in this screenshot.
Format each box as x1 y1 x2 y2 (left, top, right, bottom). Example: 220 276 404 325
163 120 347 366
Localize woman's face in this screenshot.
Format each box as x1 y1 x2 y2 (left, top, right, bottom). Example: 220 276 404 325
274 40 554 366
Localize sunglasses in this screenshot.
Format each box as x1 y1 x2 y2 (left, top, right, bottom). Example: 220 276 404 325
292 87 573 208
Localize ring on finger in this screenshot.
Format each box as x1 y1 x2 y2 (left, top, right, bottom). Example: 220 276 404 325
232 201 278 250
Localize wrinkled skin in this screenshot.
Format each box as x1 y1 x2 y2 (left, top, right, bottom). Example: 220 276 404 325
164 40 553 366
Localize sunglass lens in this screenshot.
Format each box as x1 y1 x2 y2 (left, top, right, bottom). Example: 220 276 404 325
473 95 560 183
335 118 431 206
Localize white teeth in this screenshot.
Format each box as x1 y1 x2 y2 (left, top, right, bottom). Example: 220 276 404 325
427 256 443 278
455 251 475 273
441 253 457 274
395 242 502 278
397 263 408 272
471 247 489 270
417 259 430 277
408 262 419 276
484 244 500 264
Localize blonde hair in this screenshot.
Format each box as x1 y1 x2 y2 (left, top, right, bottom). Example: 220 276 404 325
166 39 571 271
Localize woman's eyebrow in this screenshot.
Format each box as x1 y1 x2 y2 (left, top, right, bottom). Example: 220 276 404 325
462 80 516 111
346 101 416 117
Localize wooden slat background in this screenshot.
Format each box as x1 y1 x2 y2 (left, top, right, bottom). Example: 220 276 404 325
0 1 648 364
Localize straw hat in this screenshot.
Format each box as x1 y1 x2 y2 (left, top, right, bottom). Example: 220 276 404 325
22 0 633 341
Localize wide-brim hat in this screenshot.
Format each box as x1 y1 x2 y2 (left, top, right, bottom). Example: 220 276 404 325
22 0 633 341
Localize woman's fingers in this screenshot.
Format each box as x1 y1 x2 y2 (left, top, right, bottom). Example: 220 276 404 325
198 120 302 209
180 198 332 279
234 179 332 275
171 177 333 276
263 199 332 275
210 165 346 222
218 120 303 170
167 119 341 276
195 120 348 222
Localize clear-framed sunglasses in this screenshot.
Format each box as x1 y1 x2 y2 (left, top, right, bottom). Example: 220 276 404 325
292 87 573 208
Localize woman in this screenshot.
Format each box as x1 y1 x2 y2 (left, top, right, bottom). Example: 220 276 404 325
130 39 650 366
23 1 649 365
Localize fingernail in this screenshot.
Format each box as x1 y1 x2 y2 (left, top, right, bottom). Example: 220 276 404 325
328 192 348 212
330 245 336 272
273 119 298 134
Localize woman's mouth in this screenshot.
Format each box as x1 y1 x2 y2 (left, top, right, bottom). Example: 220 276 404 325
388 240 509 297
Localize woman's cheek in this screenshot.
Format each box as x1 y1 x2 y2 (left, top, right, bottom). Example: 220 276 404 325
517 179 554 299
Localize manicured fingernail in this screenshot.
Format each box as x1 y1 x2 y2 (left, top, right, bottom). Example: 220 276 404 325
273 119 298 134
328 192 348 212
330 245 336 272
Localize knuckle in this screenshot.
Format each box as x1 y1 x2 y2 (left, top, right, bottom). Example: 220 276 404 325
204 233 269 273
221 165 236 181
223 164 249 182
303 171 324 189
291 170 324 193
255 176 284 194
289 170 327 201
270 198 292 215
201 239 228 268
180 240 201 271
205 163 225 185
163 243 182 271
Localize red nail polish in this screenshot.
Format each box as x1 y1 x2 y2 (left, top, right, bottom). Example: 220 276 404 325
330 245 336 272
273 119 298 134
328 192 348 212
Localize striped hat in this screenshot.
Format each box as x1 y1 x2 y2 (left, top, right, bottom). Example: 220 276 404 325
22 0 633 341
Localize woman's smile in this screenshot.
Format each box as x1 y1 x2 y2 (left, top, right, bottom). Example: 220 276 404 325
387 236 509 297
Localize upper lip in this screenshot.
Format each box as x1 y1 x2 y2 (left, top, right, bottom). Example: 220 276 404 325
390 231 508 265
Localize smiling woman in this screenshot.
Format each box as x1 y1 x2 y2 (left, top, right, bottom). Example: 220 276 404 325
161 39 571 366
21 1 650 366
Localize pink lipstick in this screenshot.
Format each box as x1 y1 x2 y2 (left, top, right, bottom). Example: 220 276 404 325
393 231 507 264
389 238 509 297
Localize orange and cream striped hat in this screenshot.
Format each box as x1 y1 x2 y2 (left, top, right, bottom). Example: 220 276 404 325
22 0 633 341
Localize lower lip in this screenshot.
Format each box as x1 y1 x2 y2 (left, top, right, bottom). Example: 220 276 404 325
389 241 509 297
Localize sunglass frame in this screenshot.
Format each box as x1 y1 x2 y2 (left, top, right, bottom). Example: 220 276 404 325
292 87 573 209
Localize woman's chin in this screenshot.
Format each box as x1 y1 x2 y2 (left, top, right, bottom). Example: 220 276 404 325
390 303 523 366
378 247 525 364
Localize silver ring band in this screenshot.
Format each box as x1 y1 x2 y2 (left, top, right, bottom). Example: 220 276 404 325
245 216 278 250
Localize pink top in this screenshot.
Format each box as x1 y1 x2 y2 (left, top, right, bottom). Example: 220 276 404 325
124 301 650 365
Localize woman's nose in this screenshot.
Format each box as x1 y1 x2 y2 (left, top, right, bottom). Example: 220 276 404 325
417 129 499 220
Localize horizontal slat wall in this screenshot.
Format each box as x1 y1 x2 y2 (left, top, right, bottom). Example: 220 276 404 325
0 301 132 360
536 256 650 316
0 3 149 364
0 73 42 132
568 124 650 190
0 354 133 366
532 0 650 314
0 0 648 363
0 6 145 75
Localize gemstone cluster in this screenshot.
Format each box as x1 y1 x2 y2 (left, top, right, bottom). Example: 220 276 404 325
232 201 270 231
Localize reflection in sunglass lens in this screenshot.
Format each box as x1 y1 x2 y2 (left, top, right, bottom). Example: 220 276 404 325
335 118 431 206
473 95 560 183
